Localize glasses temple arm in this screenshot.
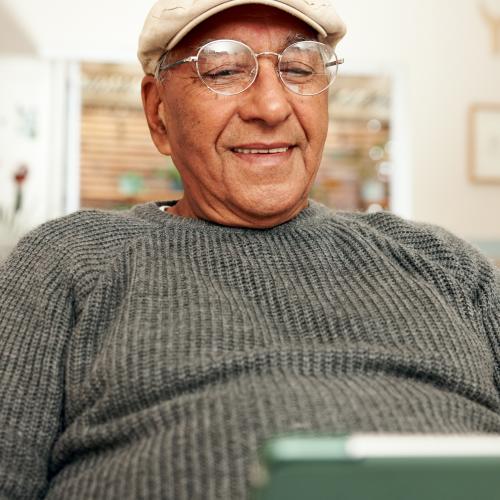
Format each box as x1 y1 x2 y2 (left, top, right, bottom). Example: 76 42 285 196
161 55 198 71
326 58 344 68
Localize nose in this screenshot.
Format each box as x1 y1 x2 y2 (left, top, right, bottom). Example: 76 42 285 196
237 57 292 127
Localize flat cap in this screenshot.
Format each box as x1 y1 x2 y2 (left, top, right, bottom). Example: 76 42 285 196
138 0 347 75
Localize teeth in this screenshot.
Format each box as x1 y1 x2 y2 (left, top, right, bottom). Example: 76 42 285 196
234 147 289 154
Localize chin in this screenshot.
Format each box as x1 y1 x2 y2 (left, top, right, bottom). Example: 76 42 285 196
236 188 309 224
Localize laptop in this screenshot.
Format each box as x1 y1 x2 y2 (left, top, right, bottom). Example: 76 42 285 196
249 434 500 500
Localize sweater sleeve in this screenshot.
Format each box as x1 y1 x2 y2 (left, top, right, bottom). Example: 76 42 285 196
417 223 500 380
0 229 74 499
477 265 500 386
368 212 500 389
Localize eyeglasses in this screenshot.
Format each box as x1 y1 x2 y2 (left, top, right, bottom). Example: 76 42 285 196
155 39 344 96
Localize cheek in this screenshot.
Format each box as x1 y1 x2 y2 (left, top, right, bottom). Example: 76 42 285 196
302 104 329 158
297 94 328 135
167 95 232 153
313 99 329 139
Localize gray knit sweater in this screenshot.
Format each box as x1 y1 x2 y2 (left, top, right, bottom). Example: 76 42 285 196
0 200 499 500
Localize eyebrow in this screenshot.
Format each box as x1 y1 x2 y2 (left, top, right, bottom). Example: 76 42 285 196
283 33 315 47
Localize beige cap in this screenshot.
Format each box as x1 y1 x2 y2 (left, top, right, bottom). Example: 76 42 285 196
138 0 347 75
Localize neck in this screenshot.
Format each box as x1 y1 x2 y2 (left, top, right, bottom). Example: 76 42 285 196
167 196 309 229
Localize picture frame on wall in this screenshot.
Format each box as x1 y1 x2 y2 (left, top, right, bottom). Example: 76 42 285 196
468 103 500 184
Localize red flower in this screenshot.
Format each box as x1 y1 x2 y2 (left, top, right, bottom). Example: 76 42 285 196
14 165 28 185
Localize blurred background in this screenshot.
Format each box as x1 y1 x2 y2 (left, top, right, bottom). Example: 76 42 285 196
0 0 499 264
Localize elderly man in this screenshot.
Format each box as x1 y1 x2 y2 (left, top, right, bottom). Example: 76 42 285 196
1 0 499 499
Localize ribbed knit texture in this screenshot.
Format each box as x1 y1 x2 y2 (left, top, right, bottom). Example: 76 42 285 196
0 200 499 500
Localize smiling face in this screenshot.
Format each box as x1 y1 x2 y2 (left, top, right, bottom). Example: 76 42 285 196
142 5 330 228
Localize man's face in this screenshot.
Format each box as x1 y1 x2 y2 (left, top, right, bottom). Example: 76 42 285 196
143 5 329 228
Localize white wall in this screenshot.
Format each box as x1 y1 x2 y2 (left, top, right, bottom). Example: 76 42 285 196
0 1 35 54
1 0 149 64
335 0 500 239
0 58 70 236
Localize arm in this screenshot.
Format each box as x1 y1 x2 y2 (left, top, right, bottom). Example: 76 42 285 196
407 222 500 385
0 231 73 499
349 211 500 389
476 265 500 390
411 222 500 390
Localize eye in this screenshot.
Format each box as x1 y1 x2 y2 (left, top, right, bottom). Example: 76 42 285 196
204 69 240 79
280 62 315 80
284 66 314 76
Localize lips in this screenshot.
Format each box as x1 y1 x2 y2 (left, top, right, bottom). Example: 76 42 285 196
231 143 294 155
233 147 289 154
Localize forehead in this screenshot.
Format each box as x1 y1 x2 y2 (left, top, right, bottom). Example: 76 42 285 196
173 4 318 53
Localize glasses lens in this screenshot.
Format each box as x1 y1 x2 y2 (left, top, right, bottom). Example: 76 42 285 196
280 41 338 96
197 40 256 95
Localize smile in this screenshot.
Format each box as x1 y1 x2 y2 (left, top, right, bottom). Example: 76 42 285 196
232 146 291 154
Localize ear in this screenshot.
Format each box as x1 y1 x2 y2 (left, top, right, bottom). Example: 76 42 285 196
141 75 172 155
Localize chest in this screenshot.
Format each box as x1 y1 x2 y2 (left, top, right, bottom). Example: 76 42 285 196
62 240 495 424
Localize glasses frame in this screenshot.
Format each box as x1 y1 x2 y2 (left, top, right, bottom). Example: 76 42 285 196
155 39 344 96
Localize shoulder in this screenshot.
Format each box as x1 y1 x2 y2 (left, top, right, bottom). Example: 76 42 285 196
335 210 498 306
336 209 484 265
336 210 467 253
33 204 158 246
2 204 161 284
